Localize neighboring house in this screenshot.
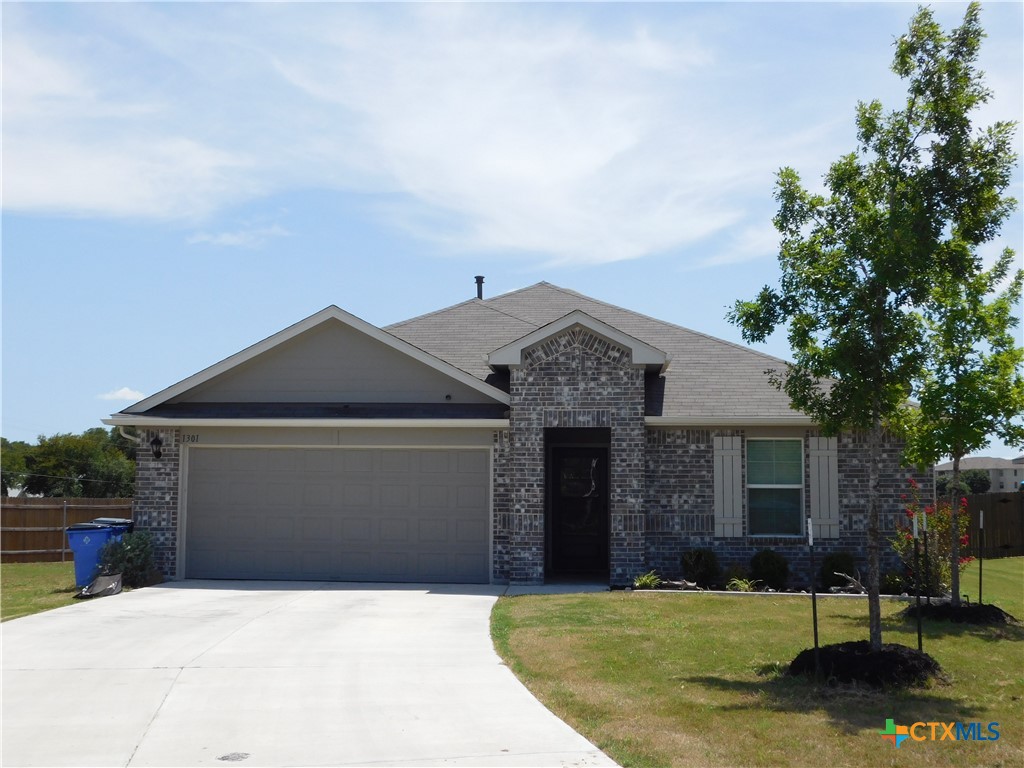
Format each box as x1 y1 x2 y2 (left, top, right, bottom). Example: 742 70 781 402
105 281 929 586
935 456 1024 492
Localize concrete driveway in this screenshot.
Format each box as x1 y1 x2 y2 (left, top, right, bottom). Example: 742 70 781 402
2 582 616 767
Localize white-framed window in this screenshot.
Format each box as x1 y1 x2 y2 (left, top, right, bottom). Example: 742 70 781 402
747 438 803 536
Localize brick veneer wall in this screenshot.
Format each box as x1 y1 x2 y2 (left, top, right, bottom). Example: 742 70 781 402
505 326 647 585
644 428 716 574
643 427 932 587
131 428 180 578
492 429 512 583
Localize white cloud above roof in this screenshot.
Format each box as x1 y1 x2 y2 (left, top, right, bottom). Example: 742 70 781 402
98 387 146 402
187 225 290 249
2 3 1020 268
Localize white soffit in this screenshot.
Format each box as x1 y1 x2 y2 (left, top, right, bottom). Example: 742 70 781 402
123 306 510 414
487 310 668 368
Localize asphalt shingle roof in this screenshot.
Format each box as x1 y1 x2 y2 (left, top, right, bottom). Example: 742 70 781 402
386 282 802 421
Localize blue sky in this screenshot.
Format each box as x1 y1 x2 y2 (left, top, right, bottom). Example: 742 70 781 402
3 1 1022 457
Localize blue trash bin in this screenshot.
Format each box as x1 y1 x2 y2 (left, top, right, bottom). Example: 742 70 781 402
66 523 115 587
88 518 134 541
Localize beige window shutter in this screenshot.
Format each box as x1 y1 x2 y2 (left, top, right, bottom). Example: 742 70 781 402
808 436 839 538
713 435 743 537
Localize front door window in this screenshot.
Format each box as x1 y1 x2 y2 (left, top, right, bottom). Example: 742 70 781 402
549 446 609 576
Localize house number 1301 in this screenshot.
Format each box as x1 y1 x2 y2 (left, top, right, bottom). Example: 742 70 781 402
182 434 200 444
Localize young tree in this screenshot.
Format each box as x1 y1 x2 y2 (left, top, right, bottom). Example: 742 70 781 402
728 3 1014 650
904 253 1023 606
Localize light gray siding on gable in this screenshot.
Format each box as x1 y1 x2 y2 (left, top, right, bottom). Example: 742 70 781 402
172 321 501 405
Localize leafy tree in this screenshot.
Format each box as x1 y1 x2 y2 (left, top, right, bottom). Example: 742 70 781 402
962 469 994 494
22 429 135 498
1 438 32 496
937 468 995 496
905 258 1023 606
108 426 139 463
729 4 1012 650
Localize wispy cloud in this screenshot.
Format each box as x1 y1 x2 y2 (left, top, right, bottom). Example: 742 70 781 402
98 387 145 402
2 3 1020 266
187 224 290 249
689 224 782 271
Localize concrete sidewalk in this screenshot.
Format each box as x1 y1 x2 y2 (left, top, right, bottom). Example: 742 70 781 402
1 582 617 767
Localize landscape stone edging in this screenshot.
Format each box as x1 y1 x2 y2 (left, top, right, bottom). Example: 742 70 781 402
629 589 920 601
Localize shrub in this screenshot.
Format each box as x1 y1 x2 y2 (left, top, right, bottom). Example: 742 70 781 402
881 571 907 595
750 549 789 591
100 531 161 588
819 551 858 590
681 548 721 587
724 563 748 585
633 570 663 589
889 479 971 597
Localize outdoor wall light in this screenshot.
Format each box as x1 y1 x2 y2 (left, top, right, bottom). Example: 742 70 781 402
150 434 163 460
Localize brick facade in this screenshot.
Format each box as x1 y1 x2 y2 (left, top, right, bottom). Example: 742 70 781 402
492 428 512 583
131 428 180 577
502 325 647 585
130 411 929 587
128 334 931 588
642 427 932 587
644 428 716 574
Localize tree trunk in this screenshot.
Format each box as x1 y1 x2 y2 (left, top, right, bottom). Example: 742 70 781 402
867 420 883 651
950 455 962 607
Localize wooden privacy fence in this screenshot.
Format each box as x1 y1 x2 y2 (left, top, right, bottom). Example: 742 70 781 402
1 498 133 563
964 492 1023 559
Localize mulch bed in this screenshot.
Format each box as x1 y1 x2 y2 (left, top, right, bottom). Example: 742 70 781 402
901 602 1019 625
788 641 942 688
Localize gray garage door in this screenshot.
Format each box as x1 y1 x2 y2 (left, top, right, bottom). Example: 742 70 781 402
185 447 490 583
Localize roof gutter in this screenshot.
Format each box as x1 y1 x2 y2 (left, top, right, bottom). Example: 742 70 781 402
106 415 811 429
103 416 510 429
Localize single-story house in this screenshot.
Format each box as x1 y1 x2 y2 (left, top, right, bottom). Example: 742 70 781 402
105 281 928 585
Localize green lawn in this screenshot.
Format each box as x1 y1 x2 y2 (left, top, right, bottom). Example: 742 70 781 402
492 557 1024 768
1 561 81 621
963 555 1023 618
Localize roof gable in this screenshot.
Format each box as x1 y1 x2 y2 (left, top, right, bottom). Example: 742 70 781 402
124 306 509 414
488 310 668 370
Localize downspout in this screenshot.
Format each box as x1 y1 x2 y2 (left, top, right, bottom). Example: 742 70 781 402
118 426 143 445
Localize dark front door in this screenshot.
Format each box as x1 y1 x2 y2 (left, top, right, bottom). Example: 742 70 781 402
548 446 609 577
